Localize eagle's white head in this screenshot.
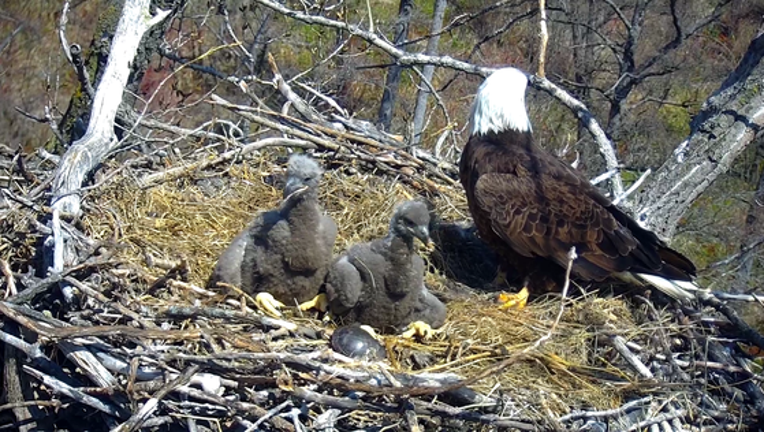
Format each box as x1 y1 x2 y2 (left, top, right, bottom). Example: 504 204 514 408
469 67 532 136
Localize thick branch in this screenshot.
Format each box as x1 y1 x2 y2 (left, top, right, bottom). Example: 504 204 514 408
635 33 764 237
51 0 170 216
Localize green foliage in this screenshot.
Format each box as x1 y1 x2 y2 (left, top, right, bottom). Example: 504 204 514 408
657 104 691 137
674 175 751 272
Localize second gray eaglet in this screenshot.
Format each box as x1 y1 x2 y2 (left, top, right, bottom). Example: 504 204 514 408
325 200 447 338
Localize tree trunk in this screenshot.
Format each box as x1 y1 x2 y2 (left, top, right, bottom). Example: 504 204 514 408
56 0 124 151
48 0 172 302
52 1 173 217
634 33 764 238
55 0 181 151
377 0 414 132
410 0 447 146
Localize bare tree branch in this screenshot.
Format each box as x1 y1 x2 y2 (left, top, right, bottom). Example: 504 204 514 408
634 33 764 237
411 0 447 146
252 0 625 196
45 0 171 305
602 0 632 32
51 0 171 217
537 0 549 78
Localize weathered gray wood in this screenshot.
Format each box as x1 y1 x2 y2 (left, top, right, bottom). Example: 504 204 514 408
3 324 46 431
46 0 170 300
634 33 764 238
411 0 447 147
24 366 129 419
51 0 170 217
377 0 414 131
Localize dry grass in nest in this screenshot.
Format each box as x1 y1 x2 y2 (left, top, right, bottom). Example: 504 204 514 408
414 294 634 411
83 152 646 417
0 209 42 266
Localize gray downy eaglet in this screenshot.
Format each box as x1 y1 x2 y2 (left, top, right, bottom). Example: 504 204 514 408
325 200 446 336
208 154 337 315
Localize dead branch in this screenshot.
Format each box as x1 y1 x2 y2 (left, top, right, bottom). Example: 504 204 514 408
140 137 315 187
634 32 764 237
267 53 339 131
609 335 653 379
208 94 457 191
697 290 764 351
559 396 652 422
251 0 624 197
47 0 171 307
111 365 200 432
537 0 548 78
51 0 170 217
23 366 128 419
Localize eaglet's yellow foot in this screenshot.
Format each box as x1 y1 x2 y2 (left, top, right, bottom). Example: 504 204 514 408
400 320 437 340
298 293 329 313
498 287 529 310
255 292 286 317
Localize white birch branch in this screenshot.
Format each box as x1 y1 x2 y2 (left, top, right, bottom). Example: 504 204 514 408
51 0 170 217
44 0 169 300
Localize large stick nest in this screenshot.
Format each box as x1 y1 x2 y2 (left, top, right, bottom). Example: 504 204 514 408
2 144 764 431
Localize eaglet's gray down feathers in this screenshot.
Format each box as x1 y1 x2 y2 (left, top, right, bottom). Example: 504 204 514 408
207 154 337 312
324 201 447 334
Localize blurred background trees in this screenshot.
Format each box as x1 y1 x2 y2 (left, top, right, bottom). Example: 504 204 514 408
1 0 763 293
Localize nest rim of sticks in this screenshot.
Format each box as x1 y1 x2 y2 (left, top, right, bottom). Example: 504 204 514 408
2 146 764 431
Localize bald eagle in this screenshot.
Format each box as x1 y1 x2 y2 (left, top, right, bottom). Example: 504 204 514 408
458 67 698 301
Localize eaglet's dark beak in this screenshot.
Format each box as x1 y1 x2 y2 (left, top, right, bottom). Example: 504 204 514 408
413 225 430 244
283 177 309 200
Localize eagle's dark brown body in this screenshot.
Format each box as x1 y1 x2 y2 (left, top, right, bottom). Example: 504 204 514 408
459 128 697 293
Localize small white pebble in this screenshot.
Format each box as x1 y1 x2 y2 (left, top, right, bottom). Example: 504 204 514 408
191 373 223 395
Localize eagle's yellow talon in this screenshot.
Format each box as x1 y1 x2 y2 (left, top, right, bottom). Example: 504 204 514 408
498 287 529 310
298 293 329 313
255 292 286 317
401 321 435 339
